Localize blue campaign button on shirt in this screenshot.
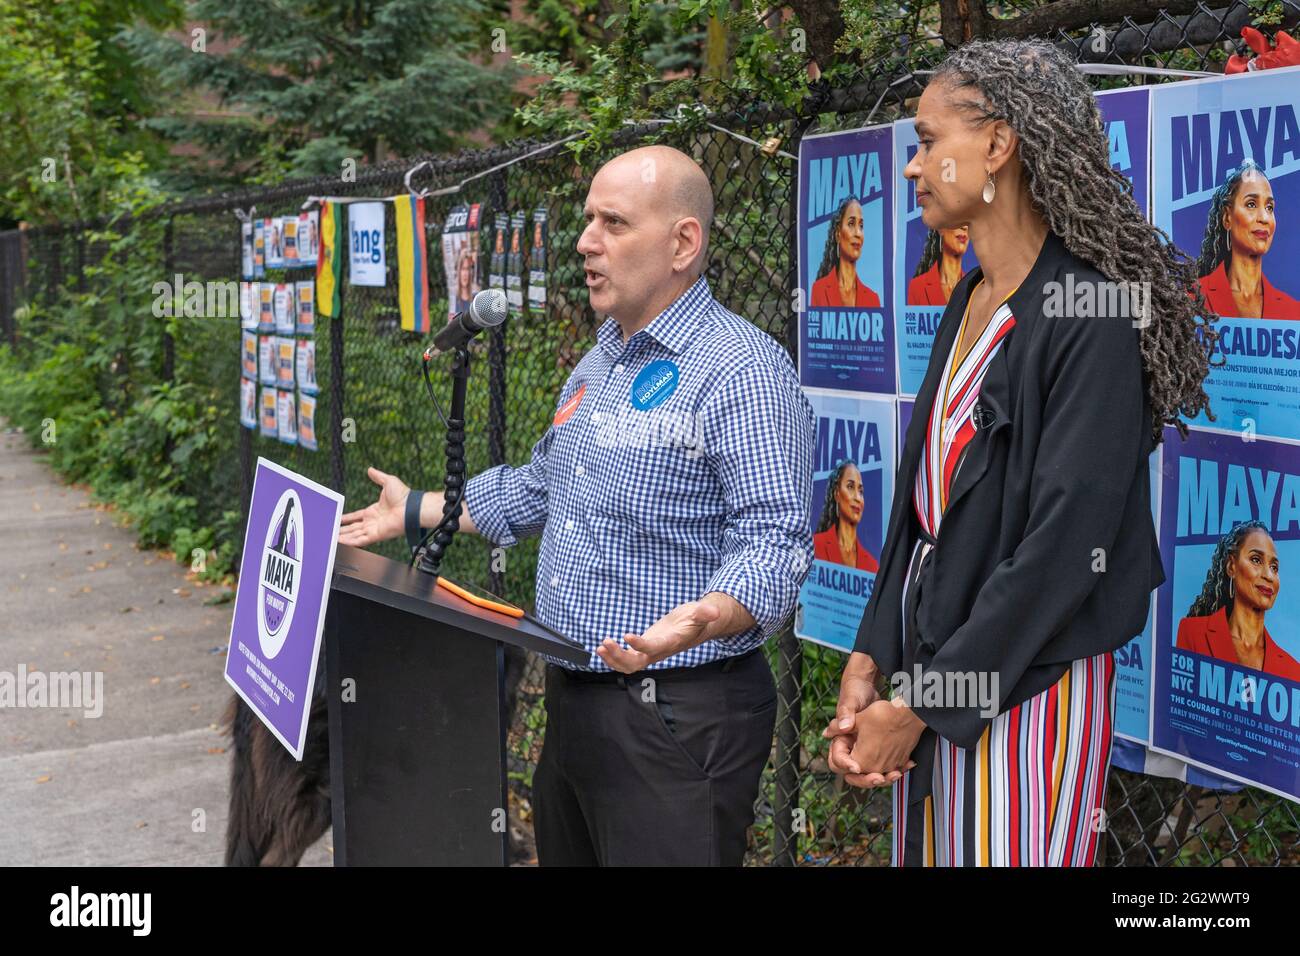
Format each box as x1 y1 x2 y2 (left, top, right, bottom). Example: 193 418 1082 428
629 359 680 410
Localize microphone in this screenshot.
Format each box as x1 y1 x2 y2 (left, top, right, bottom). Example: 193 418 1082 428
422 288 508 361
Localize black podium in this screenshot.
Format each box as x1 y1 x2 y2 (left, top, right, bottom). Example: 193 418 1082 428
322 543 588 865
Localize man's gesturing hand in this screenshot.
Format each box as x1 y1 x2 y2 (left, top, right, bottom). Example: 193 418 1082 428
597 600 722 674
339 466 410 547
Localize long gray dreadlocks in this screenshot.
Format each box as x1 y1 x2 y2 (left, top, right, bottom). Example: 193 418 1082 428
931 39 1219 442
1195 157 1268 279
1186 520 1271 618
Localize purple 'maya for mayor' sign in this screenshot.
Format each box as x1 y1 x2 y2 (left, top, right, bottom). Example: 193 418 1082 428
224 458 344 759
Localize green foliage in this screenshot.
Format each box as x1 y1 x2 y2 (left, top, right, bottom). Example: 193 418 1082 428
0 189 238 583
0 0 181 223
123 0 522 185
514 1 811 165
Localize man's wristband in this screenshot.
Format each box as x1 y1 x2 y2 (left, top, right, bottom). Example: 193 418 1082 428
404 490 426 552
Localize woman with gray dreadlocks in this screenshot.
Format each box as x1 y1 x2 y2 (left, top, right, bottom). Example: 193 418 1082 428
1176 521 1299 680
825 38 1217 867
1195 158 1300 321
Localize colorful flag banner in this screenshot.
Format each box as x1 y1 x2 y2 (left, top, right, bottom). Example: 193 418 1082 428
395 193 430 333
316 200 343 318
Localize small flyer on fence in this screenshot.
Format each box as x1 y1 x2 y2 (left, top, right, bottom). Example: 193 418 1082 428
258 283 274 332
265 217 284 270
528 207 548 312
442 202 482 320
265 218 283 270
273 283 296 335
296 339 317 394
282 215 299 266
241 331 257 380
242 222 254 280
295 280 315 334
240 377 257 430
276 336 295 388
488 212 508 291
276 389 297 445
258 334 276 386
297 210 318 267
348 201 386 287
298 392 318 451
253 219 265 278
506 209 526 317
240 281 256 330
259 386 277 437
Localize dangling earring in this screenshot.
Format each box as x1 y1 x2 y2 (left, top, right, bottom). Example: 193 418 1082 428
982 171 997 204
1228 576 1236 600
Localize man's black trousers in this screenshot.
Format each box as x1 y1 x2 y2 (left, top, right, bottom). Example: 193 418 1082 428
532 647 777 866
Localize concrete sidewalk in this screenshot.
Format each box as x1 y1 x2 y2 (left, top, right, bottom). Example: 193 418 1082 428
0 429 331 865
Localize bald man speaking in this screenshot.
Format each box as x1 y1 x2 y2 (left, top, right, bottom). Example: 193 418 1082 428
340 145 815 865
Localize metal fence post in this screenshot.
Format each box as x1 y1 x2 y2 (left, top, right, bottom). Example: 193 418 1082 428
162 218 175 383
772 113 818 867
329 284 347 495
487 170 509 595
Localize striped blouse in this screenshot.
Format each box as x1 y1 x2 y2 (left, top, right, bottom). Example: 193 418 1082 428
903 280 1017 657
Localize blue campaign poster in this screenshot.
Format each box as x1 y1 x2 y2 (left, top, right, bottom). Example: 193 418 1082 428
798 125 896 394
1095 86 1152 219
795 390 895 652
898 396 914 458
1115 444 1163 742
1150 427 1300 801
891 118 977 397
1152 66 1300 443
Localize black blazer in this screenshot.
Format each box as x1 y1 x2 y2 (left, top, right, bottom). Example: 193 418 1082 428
854 229 1164 772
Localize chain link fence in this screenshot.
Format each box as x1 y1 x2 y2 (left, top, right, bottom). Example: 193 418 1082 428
3 1 1299 865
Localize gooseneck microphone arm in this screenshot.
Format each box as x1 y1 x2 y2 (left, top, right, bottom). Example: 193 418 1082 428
412 345 470 579
409 288 507 579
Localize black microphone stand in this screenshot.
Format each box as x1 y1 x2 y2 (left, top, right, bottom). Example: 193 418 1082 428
414 345 470 579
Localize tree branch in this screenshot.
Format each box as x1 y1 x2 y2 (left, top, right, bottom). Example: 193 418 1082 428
786 0 848 70
989 0 1208 40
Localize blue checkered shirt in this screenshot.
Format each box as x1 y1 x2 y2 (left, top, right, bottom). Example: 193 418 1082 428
463 275 815 671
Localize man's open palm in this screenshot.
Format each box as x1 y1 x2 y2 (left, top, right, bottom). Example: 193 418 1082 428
339 467 409 547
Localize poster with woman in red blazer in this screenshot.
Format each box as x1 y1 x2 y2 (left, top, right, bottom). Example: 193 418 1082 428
1154 429 1300 802
1154 68 1300 443
1195 159 1300 321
